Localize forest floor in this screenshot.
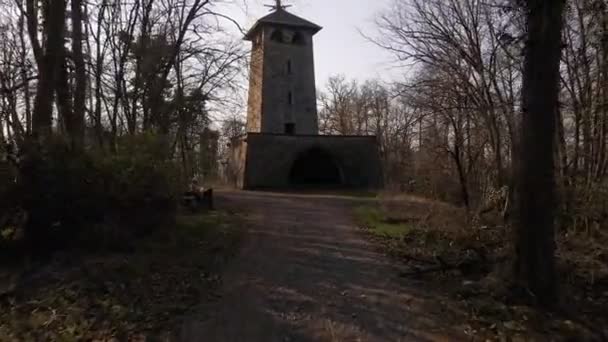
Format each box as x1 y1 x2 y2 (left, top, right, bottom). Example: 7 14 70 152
354 193 608 341
176 190 471 341
0 210 242 340
177 190 607 341
0 191 606 341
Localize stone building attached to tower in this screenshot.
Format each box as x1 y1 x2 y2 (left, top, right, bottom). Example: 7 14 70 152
228 3 383 189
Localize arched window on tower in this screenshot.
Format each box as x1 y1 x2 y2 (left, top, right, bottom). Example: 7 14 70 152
292 32 305 45
270 30 284 43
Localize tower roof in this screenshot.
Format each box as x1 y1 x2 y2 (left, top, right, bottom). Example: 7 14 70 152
244 8 322 41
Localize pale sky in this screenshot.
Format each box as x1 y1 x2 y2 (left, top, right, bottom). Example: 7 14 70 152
219 0 398 86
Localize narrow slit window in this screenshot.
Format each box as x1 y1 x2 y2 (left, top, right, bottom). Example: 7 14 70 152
285 123 295 135
287 60 292 74
288 91 293 105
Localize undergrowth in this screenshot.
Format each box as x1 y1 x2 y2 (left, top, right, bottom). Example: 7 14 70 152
354 202 505 269
1 133 180 256
354 198 608 340
354 206 412 238
0 210 242 340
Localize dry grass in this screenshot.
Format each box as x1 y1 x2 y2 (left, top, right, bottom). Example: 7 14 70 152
354 193 608 340
356 194 506 272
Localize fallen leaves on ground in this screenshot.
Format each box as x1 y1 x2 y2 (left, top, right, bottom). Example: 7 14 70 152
0 211 242 341
354 197 608 341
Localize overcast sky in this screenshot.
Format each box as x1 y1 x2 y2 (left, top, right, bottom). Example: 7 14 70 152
219 0 398 86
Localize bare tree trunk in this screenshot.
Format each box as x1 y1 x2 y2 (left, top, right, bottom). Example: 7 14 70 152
25 0 42 66
55 56 73 135
92 0 107 147
18 10 32 135
32 0 67 138
514 0 565 306
133 0 154 132
0 111 5 142
597 4 608 180
71 0 86 146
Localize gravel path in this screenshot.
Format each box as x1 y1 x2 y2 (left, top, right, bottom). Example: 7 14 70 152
177 191 467 342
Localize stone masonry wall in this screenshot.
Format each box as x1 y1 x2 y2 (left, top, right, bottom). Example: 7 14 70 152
258 26 318 134
242 133 383 189
246 32 264 133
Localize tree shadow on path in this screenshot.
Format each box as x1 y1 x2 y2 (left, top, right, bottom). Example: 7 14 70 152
177 191 472 342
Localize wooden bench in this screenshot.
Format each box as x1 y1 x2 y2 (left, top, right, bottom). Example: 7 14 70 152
182 188 214 211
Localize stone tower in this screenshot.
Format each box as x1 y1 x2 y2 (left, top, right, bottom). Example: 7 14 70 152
227 1 383 190
244 1 322 135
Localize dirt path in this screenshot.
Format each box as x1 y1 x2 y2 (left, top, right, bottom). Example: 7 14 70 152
177 191 467 342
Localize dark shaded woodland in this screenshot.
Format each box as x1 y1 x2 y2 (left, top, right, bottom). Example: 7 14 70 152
0 0 246 252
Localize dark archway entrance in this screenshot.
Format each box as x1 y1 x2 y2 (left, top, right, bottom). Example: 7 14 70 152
289 148 342 187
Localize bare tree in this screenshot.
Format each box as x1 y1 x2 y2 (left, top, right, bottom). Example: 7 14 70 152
513 0 566 305
70 0 86 146
30 0 67 138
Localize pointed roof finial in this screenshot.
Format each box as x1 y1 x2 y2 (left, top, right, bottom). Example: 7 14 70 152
245 1 322 40
264 0 291 11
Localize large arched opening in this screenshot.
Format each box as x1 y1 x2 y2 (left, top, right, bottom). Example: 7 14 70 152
289 147 343 187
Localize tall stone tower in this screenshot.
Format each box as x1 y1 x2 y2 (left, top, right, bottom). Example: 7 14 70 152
244 1 322 135
227 1 383 190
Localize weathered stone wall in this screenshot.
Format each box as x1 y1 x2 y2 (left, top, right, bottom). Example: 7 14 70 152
260 26 318 135
246 25 319 135
241 133 383 189
226 137 248 189
246 32 264 133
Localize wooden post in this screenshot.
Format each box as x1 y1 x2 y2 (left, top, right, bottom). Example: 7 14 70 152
203 188 214 210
